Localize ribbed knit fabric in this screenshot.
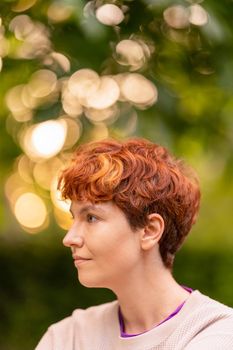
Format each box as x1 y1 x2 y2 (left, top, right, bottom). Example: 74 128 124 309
35 290 233 350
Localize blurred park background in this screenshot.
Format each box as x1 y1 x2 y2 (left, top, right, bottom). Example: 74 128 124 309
0 0 233 349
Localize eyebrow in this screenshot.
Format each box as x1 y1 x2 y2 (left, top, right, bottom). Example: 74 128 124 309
69 204 106 217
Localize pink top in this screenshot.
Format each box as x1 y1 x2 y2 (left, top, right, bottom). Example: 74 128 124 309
35 289 233 350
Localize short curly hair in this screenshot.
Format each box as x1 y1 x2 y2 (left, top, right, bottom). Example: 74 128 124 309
58 138 200 269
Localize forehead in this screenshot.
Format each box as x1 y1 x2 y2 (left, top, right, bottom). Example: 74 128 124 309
69 200 120 215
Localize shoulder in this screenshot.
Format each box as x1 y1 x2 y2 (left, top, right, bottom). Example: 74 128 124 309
182 291 233 349
35 300 118 350
192 290 233 317
52 299 118 332
185 290 233 328
160 290 233 350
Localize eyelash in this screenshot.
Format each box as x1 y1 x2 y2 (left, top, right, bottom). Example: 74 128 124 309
86 213 98 223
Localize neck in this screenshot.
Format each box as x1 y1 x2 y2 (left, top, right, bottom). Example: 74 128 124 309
113 260 190 335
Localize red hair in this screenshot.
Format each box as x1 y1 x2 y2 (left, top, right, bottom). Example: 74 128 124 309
58 138 200 269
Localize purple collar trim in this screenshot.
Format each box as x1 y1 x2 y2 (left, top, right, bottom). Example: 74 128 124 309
118 286 193 338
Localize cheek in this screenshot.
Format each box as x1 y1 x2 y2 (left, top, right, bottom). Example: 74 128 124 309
87 220 139 262
118 242 139 265
104 235 139 267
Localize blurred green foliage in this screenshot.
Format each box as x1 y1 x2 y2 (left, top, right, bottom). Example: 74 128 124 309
0 0 233 349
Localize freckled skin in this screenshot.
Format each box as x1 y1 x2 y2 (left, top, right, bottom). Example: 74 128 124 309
63 200 142 289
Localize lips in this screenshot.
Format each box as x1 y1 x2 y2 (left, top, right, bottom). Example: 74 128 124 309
72 255 91 261
72 255 91 266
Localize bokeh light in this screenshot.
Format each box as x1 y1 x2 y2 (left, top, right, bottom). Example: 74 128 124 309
115 39 149 71
9 14 51 59
84 104 119 124
53 206 73 230
47 2 74 22
9 14 34 40
61 79 83 117
33 157 63 190
14 192 47 231
189 4 208 26
163 5 190 29
44 52 70 73
12 0 37 13
5 172 31 207
22 120 67 160
62 117 82 149
50 175 68 211
68 68 100 106
96 4 124 26
17 154 33 184
5 85 33 122
85 76 120 109
28 69 57 98
120 73 158 108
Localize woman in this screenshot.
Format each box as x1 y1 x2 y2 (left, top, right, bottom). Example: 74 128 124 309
36 138 233 349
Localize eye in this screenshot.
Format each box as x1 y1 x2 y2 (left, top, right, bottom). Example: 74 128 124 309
86 213 98 223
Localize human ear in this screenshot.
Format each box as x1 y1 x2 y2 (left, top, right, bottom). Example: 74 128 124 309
140 213 164 251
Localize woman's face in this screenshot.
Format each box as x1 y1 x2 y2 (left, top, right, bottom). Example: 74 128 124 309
63 200 142 290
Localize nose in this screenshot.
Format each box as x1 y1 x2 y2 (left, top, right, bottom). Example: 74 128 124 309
63 225 84 248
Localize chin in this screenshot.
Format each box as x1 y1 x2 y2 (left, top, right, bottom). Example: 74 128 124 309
78 274 107 289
